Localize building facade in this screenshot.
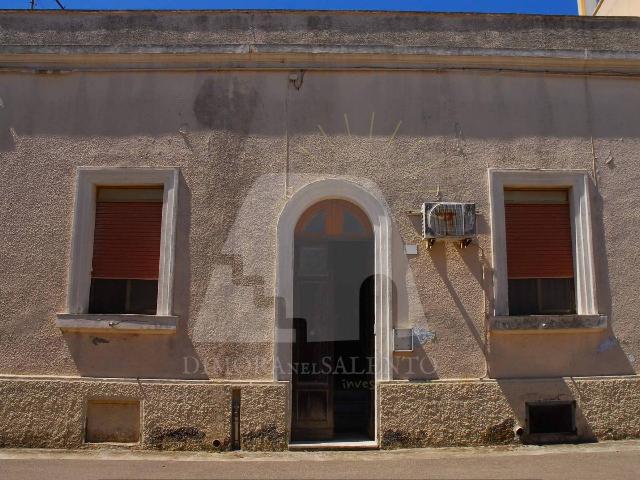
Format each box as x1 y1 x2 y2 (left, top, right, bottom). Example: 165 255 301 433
1 11 640 451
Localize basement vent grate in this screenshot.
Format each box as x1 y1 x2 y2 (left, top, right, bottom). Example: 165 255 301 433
527 401 576 436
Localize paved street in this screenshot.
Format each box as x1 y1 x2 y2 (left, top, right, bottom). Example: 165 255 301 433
1 440 639 479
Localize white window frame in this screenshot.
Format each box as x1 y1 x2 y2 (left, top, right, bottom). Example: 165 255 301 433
65 167 179 317
489 169 598 317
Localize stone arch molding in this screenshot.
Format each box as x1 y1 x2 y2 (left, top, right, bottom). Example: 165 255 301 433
274 178 393 382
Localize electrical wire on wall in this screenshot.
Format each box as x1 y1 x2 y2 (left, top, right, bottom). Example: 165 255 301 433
285 71 304 199
284 76 290 198
473 241 491 379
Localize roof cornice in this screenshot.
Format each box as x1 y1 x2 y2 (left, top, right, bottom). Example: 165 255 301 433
2 11 640 74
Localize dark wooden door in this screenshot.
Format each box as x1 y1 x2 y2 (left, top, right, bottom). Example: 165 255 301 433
291 200 375 442
292 243 335 440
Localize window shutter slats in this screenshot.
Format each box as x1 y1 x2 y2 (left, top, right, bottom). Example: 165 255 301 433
91 202 163 280
505 203 574 279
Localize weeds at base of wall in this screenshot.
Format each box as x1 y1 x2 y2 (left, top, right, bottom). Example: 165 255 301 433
482 418 517 444
0 433 79 450
240 425 287 451
381 418 518 449
597 428 640 442
146 426 221 451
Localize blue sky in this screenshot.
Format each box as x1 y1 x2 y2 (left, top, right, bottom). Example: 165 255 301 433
4 1 578 15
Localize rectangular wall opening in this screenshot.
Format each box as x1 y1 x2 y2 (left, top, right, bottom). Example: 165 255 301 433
527 401 576 438
85 399 141 443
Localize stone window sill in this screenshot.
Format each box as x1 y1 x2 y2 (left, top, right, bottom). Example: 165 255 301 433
489 314 607 334
56 313 178 335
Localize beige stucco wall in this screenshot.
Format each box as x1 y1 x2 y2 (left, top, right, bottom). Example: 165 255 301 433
0 376 288 451
596 0 640 16
379 376 640 447
2 375 638 450
1 69 639 381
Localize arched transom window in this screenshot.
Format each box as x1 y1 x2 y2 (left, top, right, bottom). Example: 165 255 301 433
295 199 372 240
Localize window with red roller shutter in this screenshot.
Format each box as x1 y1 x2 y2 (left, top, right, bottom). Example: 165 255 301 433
92 201 163 280
89 187 163 315
504 190 576 315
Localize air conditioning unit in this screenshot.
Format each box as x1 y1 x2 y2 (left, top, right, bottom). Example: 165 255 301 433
422 202 476 248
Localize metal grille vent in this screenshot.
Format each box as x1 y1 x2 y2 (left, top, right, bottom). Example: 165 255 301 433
422 202 476 239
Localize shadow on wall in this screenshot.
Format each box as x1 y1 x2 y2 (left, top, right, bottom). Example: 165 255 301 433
391 210 489 379
430 235 487 359
497 378 596 443
63 173 207 379
391 242 440 380
590 179 635 375
392 348 438 381
0 125 15 152
2 73 640 143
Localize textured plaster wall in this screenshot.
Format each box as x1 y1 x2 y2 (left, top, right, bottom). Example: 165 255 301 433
0 377 288 451
2 10 640 53
0 69 639 381
379 377 640 448
3 375 636 451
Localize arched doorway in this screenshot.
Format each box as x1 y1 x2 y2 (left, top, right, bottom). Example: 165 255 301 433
291 199 375 441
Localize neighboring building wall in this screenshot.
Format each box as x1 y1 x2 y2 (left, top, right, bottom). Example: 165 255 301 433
596 0 640 16
579 0 601 15
1 11 640 450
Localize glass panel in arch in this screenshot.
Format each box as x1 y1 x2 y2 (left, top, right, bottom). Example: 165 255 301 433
342 210 366 235
302 211 326 235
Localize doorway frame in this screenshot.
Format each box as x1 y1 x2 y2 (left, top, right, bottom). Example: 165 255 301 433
275 179 393 444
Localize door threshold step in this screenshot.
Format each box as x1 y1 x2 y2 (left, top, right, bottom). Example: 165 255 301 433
289 440 379 451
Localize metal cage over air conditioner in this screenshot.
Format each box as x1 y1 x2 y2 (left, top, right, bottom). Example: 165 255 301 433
422 202 476 249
